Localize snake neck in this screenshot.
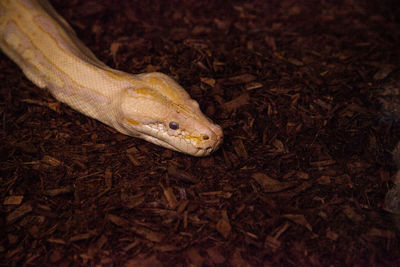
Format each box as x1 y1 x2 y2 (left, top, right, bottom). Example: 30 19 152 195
0 0 137 124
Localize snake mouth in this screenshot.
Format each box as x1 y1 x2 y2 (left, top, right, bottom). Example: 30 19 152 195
147 136 214 156
138 122 221 156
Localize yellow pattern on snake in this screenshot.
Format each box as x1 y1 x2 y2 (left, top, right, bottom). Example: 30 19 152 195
0 0 223 156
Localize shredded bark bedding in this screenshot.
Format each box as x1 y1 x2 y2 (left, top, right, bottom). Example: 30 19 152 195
1 0 399 265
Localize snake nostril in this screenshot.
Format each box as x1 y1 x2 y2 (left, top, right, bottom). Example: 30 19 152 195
202 135 209 140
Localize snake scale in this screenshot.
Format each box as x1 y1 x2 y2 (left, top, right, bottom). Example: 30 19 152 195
0 0 223 156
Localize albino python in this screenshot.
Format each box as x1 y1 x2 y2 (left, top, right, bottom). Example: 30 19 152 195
0 0 223 156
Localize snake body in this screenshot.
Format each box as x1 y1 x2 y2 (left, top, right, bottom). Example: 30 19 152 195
0 0 223 156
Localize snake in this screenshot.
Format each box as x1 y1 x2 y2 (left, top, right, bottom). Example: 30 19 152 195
0 0 223 156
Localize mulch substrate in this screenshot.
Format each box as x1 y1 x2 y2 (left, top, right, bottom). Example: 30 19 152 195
1 0 400 265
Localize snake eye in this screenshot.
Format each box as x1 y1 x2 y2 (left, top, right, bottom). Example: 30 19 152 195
169 121 179 130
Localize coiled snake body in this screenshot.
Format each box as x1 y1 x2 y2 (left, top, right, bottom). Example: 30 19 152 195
0 0 223 156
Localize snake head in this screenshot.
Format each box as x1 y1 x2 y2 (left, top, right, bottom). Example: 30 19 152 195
117 72 223 156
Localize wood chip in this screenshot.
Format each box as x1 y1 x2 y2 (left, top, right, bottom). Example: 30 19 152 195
230 248 251 267
367 228 395 239
343 205 363 223
6 203 33 224
317 175 331 184
326 228 339 241
373 65 393 80
228 74 256 84
252 173 294 192
200 77 216 87
232 138 248 159
3 195 24 205
126 153 142 166
216 218 231 239
69 233 91 242
161 185 178 209
107 214 130 227
130 225 164 243
245 82 263 91
168 165 199 183
264 222 290 252
41 155 61 167
310 160 336 167
49 249 64 263
207 247 226 264
110 42 122 63
126 255 162 267
186 248 204 266
43 186 73 197
223 93 250 112
283 214 313 232
104 167 113 190
288 57 304 66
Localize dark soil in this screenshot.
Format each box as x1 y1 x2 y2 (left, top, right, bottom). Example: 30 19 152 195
1 0 400 265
